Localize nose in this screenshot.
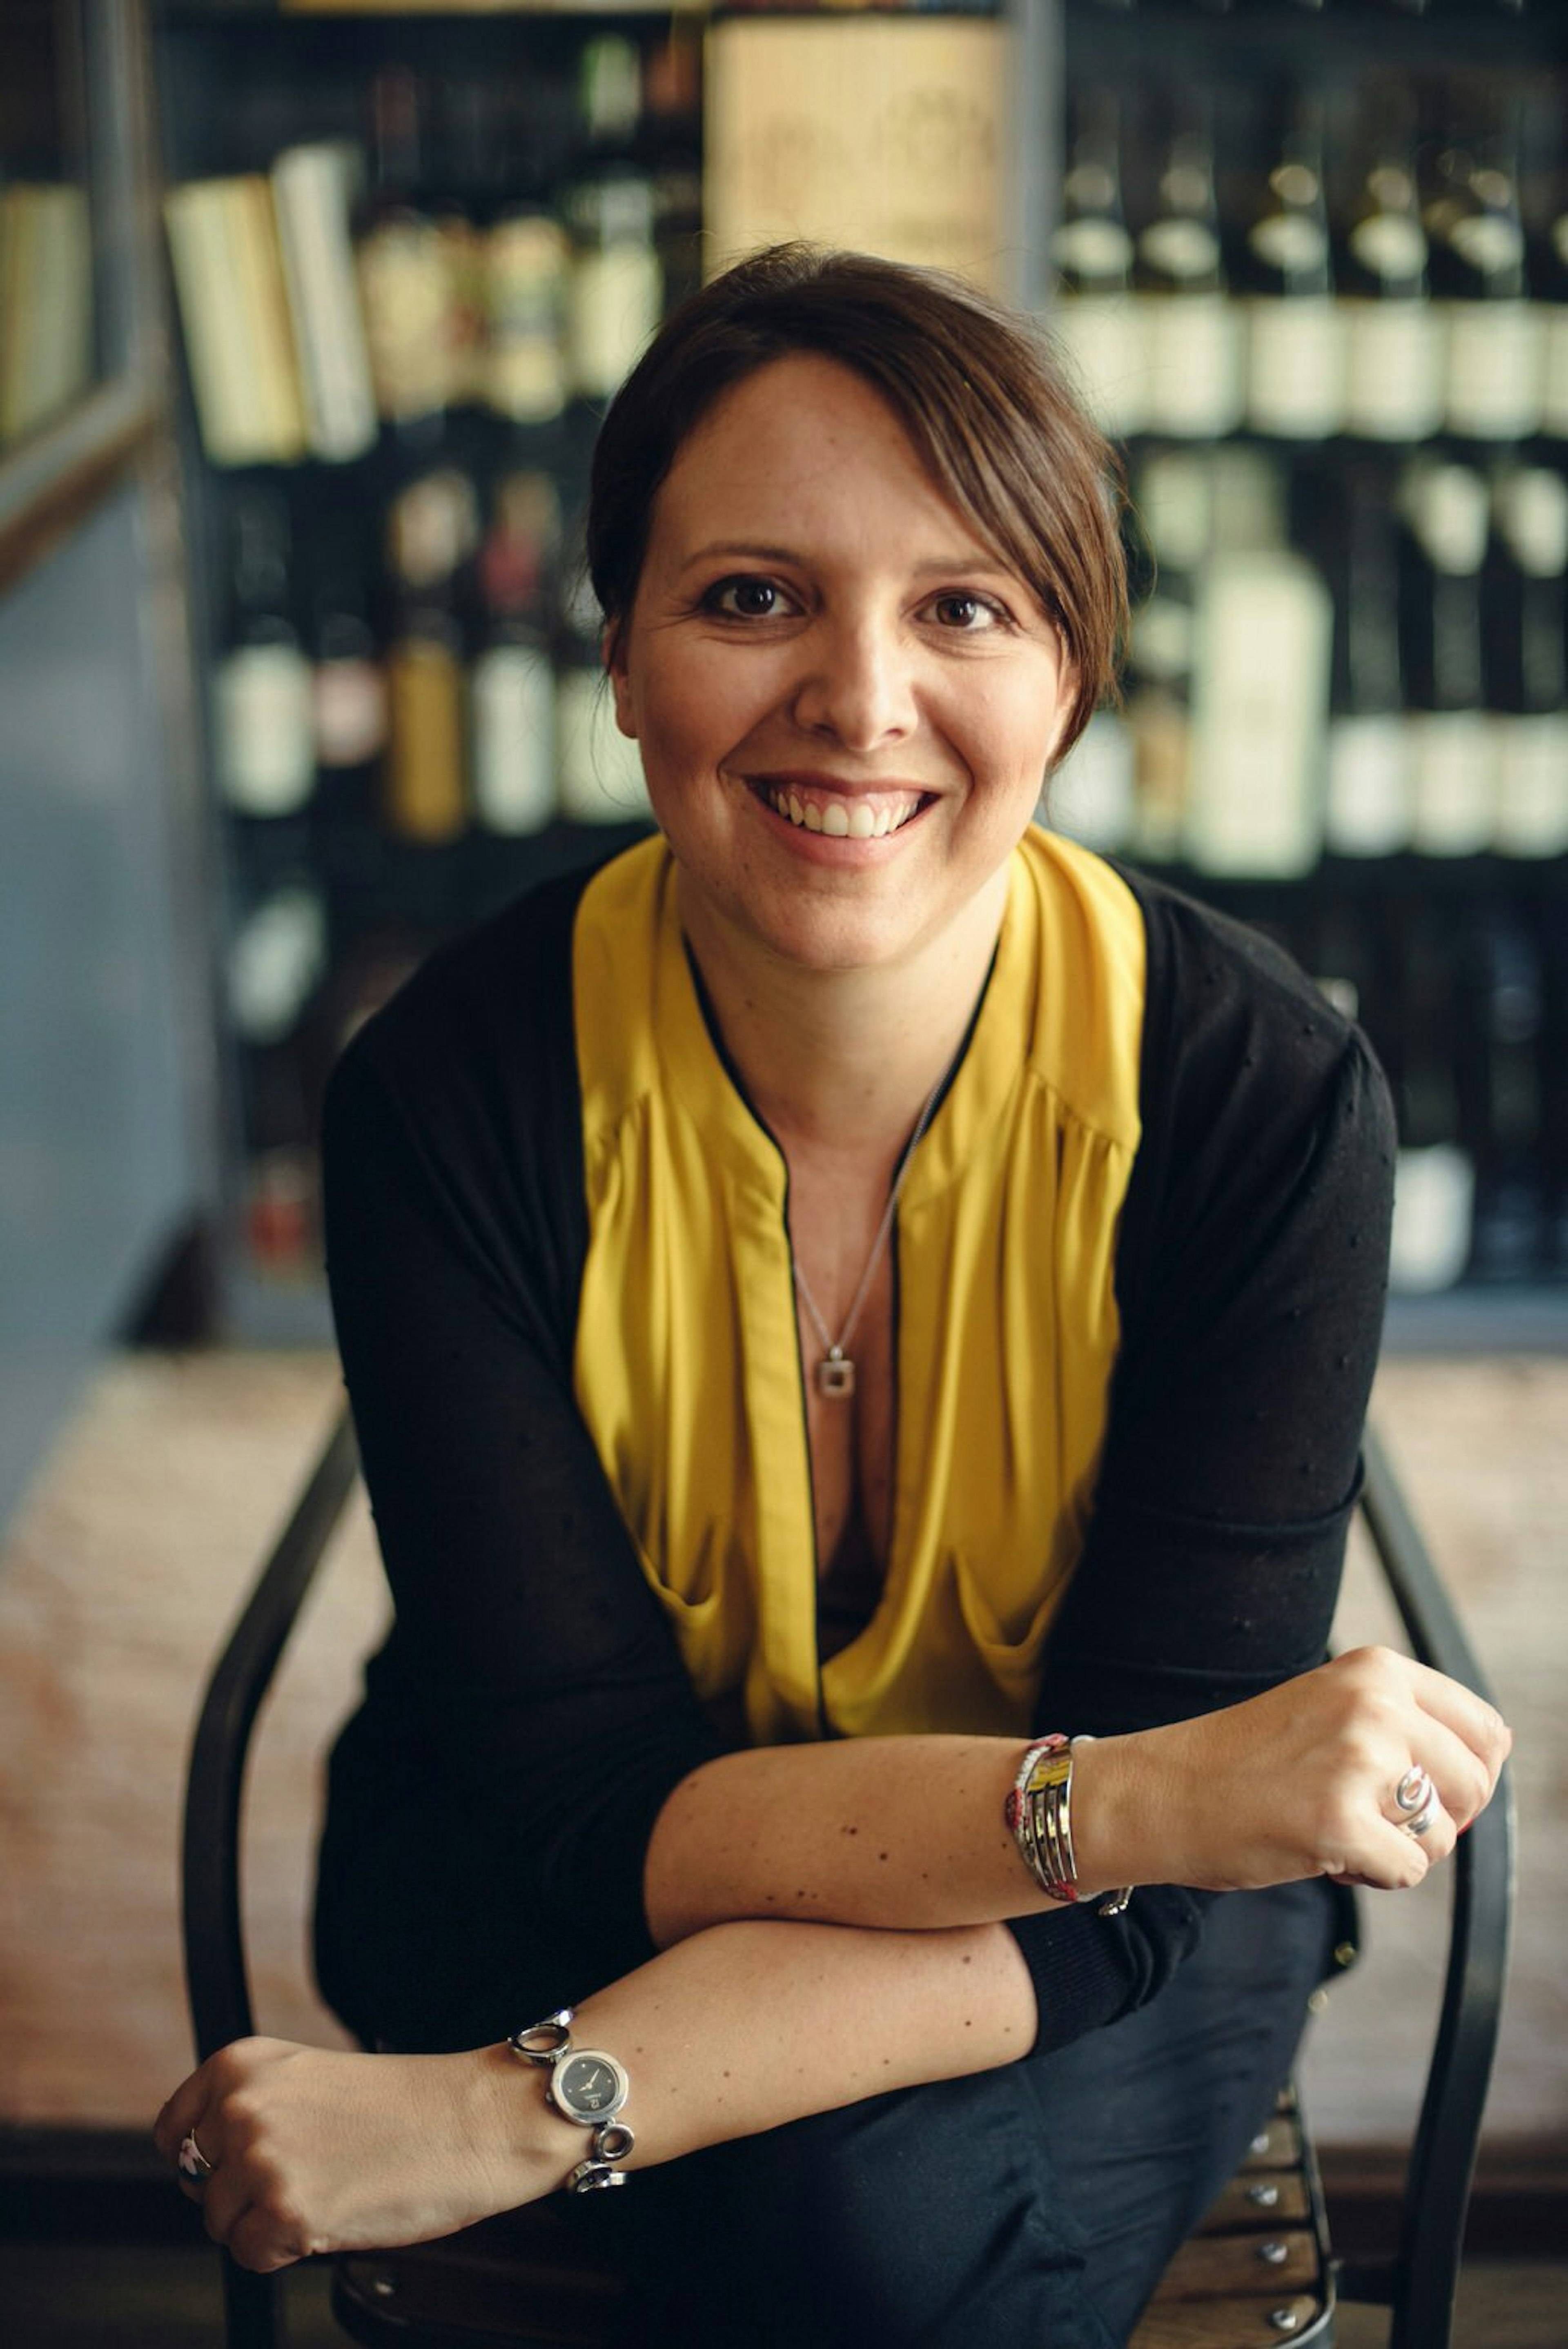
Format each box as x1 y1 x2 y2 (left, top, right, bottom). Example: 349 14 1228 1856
789 610 918 752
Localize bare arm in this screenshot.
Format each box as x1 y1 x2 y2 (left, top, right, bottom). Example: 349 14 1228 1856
154 1914 1035 2274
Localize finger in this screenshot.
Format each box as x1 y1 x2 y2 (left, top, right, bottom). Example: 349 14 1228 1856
153 2072 209 2166
1328 1810 1440 1893
1406 1662 1512 1780
1399 1717 1495 1832
224 2194 312 2275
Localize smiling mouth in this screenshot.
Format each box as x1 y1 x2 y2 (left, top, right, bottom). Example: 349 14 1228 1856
754 782 931 839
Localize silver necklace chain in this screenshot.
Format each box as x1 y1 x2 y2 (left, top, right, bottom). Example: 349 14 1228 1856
790 1064 949 1402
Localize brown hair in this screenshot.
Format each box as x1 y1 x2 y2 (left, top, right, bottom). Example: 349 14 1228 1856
587 244 1127 761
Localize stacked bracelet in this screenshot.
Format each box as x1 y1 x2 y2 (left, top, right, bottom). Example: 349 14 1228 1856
508 2009 636 2193
1006 1735 1133 1920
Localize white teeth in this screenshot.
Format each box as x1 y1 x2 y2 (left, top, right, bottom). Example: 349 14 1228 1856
765 786 921 835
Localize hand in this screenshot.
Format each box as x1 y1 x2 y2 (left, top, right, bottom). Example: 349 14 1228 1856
153 2038 556 2273
1077 1647 1510 1898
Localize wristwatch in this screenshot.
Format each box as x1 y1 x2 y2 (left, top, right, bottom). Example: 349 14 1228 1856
508 2008 635 2193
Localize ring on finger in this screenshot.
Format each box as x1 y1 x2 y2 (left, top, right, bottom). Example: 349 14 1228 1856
1394 1766 1434 1817
1403 1800 1437 1839
177 2131 215 2185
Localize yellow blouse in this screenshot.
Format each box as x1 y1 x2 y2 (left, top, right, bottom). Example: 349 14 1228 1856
571 826 1147 1746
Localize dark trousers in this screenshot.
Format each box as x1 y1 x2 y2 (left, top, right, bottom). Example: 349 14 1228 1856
569 1878 1336 2349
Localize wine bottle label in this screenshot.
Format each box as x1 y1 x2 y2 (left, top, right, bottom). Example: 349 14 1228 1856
1341 299 1443 441
215 645 316 815
1128 689 1190 862
1245 296 1345 439
471 645 557 835
385 639 467 842
227 885 326 1044
1409 712 1497 856
1494 714 1568 858
1138 218 1220 284
314 657 388 770
568 244 662 401
1187 553 1332 878
1348 210 1426 288
557 669 651 824
1390 1143 1474 1296
486 216 569 423
1247 213 1329 280
1325 714 1412 857
1541 303 1568 441
1051 216 1135 284
1050 295 1148 439
358 221 454 423
1048 709 1134 853
1138 293 1244 437
1442 300 1544 441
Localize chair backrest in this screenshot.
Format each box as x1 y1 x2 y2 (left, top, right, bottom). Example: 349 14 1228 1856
180 1410 1514 2349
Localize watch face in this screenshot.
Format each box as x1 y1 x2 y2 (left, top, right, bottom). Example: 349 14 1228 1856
555 2051 626 2122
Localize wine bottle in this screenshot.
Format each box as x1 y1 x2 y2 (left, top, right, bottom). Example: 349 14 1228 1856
1526 103 1568 441
1325 470 1412 857
482 87 570 426
1125 450 1212 861
1399 460 1499 857
426 75 487 416
355 67 453 441
1134 91 1244 441
471 473 560 837
1336 82 1442 444
383 469 479 845
1240 85 1344 441
1187 446 1333 878
557 556 650 826
213 488 315 819
1425 95 1543 445
565 168 662 403
1049 89 1147 442
307 517 386 829
1388 900 1474 1295
1488 466 1568 858
1460 913 1547 1283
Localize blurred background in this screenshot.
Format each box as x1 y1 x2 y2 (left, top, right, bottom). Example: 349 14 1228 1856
0 0 1564 2340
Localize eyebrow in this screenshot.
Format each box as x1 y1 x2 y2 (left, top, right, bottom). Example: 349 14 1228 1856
675 540 1016 579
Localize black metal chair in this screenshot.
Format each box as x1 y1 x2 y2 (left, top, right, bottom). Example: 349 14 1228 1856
182 1412 1514 2349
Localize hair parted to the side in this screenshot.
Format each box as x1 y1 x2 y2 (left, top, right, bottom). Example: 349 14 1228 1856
587 243 1128 763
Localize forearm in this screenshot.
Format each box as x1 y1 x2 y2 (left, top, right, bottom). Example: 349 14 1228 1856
643 1733 1096 1948
492 1913 1038 2198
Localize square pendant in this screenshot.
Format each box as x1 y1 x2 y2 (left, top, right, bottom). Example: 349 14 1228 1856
816 1356 856 1400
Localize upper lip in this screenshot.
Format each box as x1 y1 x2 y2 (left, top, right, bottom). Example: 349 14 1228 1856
746 770 940 796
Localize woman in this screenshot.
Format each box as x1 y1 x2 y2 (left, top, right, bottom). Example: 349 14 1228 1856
157 247 1509 2347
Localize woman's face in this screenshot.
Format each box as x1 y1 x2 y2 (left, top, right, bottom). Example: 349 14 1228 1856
608 353 1071 980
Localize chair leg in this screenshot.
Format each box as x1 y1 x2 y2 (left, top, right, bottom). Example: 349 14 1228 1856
222 2252 285 2348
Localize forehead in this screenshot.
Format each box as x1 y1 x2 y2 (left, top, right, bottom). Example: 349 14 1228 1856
648 351 994 558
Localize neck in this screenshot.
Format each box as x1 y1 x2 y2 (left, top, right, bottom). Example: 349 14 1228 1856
675 866 1009 1164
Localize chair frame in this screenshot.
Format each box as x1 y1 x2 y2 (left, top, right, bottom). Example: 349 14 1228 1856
181 1410 1515 2349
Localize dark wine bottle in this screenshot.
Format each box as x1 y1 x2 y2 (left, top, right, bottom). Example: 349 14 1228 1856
1461 912 1547 1284
1399 460 1499 857
1387 900 1474 1296
1134 92 1244 441
383 469 479 845
1325 471 1411 857
307 518 386 830
1050 89 1145 442
1424 93 1542 444
1336 80 1441 444
1125 450 1212 860
213 489 315 819
471 473 560 837
1488 466 1568 858
355 67 453 441
1241 84 1344 440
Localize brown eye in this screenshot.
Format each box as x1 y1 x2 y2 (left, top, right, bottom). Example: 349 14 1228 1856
709 577 783 618
928 592 1005 631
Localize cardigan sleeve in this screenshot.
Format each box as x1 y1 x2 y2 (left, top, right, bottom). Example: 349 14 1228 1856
313 887 729 2051
1005 879 1396 2051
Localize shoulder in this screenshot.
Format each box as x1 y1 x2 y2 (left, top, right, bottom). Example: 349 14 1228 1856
1109 863 1396 1314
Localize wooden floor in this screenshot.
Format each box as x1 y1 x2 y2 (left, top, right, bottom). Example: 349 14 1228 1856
0 1348 1565 2177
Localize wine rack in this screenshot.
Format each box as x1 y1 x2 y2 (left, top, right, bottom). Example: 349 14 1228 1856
147 0 1568 1342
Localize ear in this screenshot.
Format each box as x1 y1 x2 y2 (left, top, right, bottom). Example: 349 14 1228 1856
603 621 638 741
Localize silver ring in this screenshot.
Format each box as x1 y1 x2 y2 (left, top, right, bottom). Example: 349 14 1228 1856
177 2131 214 2184
1404 1801 1437 1839
1394 1766 1434 1816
